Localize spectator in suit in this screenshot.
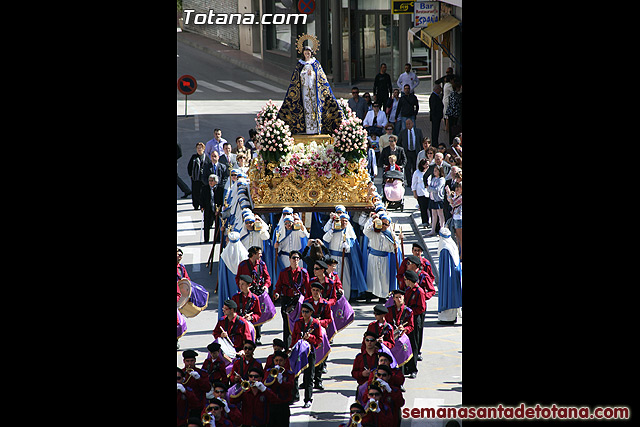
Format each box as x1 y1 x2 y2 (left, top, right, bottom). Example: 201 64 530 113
429 84 444 147
379 135 406 172
202 151 228 208
363 103 388 137
348 87 367 121
397 118 423 184
220 142 238 169
187 142 208 209
200 174 219 243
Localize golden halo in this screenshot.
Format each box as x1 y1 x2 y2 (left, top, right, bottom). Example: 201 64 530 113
296 33 320 54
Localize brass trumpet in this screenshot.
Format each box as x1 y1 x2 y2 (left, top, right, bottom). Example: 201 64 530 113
270 366 285 377
183 368 194 384
241 379 251 391
202 412 213 425
368 400 378 412
350 412 362 426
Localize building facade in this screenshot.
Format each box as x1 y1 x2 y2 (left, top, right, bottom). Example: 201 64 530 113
182 0 461 88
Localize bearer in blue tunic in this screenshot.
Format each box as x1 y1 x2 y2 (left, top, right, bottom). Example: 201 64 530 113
436 228 462 324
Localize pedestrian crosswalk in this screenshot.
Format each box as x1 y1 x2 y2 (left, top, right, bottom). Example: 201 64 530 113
191 78 286 94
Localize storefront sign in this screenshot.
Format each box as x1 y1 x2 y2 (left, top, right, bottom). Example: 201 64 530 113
392 0 414 14
414 1 439 27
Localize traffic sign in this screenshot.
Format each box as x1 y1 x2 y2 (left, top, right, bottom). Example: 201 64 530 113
298 0 315 14
178 75 197 95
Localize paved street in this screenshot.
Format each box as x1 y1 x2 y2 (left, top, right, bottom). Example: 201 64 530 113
176 38 461 426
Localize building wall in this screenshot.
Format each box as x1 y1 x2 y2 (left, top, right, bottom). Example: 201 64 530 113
183 0 240 49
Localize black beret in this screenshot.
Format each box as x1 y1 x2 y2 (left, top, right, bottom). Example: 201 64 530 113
207 342 221 353
301 302 314 312
182 349 198 359
406 255 422 266
376 364 393 375
364 330 378 339
310 281 325 290
412 242 425 251
391 289 405 295
404 270 419 283
314 260 328 269
238 274 253 284
373 304 388 314
272 338 286 348
224 299 238 309
244 340 256 349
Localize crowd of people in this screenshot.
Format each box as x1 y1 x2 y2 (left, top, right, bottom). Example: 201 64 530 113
177 66 462 427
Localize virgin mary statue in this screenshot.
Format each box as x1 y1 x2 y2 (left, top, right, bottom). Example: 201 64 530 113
277 34 344 135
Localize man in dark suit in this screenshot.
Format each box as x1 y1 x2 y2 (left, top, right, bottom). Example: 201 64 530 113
219 142 238 169
200 174 219 243
397 118 423 184
429 84 444 147
201 150 228 207
379 135 407 175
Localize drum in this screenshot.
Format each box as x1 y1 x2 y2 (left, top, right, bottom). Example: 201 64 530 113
177 309 187 339
331 296 355 333
177 278 191 309
390 333 413 368
214 337 237 362
289 339 311 378
179 281 209 317
254 293 276 327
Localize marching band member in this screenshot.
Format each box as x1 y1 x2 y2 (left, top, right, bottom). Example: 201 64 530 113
232 274 262 324
274 250 309 348
397 243 435 289
205 382 243 426
304 280 334 391
229 339 263 385
229 366 280 427
236 247 271 345
177 248 189 281
201 342 229 387
324 258 344 299
200 398 235 426
403 270 426 377
403 255 437 299
177 367 200 426
373 352 405 389
290 302 323 408
263 350 295 426
385 289 417 377
360 384 396 426
368 364 405 427
338 402 366 427
352 331 380 386
212 299 253 352
236 246 271 291
307 260 338 306
363 304 395 350
180 350 211 418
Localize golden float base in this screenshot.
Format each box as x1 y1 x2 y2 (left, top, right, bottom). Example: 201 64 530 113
248 134 372 211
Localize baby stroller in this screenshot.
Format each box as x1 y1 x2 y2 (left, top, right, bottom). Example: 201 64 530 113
382 169 405 211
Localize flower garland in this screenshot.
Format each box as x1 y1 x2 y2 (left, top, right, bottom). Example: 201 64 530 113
334 99 368 162
253 100 366 177
254 101 294 164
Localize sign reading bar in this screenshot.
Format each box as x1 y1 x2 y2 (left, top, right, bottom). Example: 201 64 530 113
414 1 439 27
392 0 414 14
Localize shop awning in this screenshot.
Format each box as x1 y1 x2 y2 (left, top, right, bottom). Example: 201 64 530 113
408 14 461 67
